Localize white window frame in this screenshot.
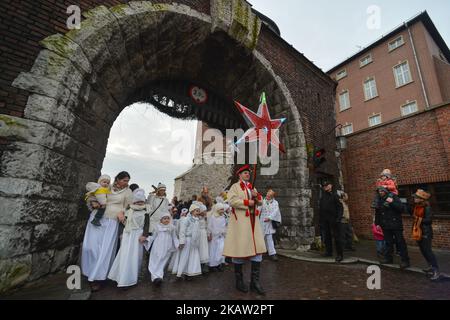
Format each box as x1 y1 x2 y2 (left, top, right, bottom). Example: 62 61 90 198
339 90 351 111
368 113 382 127
363 77 379 101
341 124 353 136
359 53 373 68
401 101 419 116
393 60 413 88
336 69 347 81
388 36 405 52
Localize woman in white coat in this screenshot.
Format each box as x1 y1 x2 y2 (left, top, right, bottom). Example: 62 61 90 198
81 171 133 291
260 189 282 261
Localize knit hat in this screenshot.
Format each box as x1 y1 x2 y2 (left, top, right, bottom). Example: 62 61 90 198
157 183 166 190
189 203 200 212
380 169 392 178
200 204 207 213
98 174 111 184
86 182 100 193
160 212 171 220
133 188 146 203
181 208 189 216
215 203 225 212
413 189 431 200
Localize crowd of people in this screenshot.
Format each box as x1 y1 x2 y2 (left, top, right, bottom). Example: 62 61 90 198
80 165 282 293
318 168 441 281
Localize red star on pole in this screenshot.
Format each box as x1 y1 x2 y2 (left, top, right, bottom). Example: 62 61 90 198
233 92 286 157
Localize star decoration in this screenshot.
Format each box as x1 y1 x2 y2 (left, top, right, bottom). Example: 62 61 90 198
233 92 286 157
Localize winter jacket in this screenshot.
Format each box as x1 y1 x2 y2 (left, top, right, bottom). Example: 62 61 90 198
407 205 434 239
378 194 405 230
319 191 343 223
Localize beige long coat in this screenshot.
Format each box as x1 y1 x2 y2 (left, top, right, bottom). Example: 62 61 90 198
223 181 267 258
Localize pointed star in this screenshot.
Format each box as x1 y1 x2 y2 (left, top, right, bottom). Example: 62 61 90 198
234 92 286 156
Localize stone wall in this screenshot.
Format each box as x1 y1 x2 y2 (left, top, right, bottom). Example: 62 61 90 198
174 163 233 202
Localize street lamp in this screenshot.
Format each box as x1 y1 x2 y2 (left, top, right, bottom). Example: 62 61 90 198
326 124 347 151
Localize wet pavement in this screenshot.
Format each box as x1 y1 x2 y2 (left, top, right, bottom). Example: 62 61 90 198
88 256 450 300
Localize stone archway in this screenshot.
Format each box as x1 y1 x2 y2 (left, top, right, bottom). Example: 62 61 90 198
0 1 312 291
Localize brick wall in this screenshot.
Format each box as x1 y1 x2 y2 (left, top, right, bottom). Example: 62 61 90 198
341 103 450 249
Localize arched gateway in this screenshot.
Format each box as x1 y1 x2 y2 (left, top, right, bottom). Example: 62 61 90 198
0 0 338 292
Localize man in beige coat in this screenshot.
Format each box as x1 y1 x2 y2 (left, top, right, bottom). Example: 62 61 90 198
223 165 267 295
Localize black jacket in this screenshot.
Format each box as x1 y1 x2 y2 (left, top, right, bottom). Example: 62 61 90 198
319 191 343 223
378 194 405 230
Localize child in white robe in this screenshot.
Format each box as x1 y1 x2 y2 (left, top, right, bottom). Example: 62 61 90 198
198 203 210 274
108 188 147 288
208 203 227 271
145 212 179 286
171 203 202 280
168 208 188 272
260 189 282 261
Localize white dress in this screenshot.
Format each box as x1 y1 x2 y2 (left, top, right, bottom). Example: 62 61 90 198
199 216 209 264
146 223 179 281
81 187 132 282
208 213 227 267
171 215 201 277
259 198 282 256
108 205 146 287
81 211 119 281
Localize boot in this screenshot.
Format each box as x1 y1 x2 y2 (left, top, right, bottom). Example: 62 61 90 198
335 255 343 263
430 270 441 281
250 262 265 295
400 260 410 270
234 264 248 293
269 254 279 262
201 263 209 274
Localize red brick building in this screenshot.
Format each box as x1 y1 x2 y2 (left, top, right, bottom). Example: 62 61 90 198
328 12 450 249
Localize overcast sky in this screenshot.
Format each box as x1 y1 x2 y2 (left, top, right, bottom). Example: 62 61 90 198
102 0 450 199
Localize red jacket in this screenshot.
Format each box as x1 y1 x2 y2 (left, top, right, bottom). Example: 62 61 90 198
376 179 398 195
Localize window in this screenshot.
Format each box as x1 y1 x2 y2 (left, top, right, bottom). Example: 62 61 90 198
394 61 412 87
341 124 353 136
369 114 382 127
360 54 373 68
339 90 351 111
388 36 405 52
401 101 418 116
398 182 450 216
364 78 378 101
336 69 347 81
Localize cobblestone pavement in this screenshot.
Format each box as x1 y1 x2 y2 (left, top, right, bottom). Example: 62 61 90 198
89 256 450 300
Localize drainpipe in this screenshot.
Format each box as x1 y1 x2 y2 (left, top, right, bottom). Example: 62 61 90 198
405 22 430 109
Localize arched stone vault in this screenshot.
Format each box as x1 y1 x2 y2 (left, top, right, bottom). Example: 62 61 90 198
0 1 312 291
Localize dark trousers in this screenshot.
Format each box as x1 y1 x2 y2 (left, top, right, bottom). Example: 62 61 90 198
418 237 439 271
321 219 343 256
384 229 409 262
341 222 354 249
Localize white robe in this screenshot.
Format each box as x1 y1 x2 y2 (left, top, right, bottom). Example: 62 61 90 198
208 213 227 267
171 215 201 277
259 198 282 235
199 216 209 264
108 206 146 287
81 210 118 282
146 223 179 281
